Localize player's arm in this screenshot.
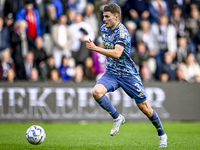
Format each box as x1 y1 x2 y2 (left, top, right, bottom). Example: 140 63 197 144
85 38 124 59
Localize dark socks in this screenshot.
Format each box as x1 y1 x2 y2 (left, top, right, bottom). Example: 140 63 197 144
149 110 165 136
95 95 119 119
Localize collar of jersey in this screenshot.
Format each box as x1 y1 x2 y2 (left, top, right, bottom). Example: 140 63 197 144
109 22 121 33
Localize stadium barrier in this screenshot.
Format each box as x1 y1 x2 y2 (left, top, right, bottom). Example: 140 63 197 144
0 81 200 122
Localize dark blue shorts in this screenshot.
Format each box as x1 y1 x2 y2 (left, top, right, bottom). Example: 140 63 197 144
96 72 147 104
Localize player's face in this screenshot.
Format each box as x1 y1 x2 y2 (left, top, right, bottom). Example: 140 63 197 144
103 11 119 30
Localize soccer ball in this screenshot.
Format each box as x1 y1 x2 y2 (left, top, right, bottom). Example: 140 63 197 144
26 125 46 145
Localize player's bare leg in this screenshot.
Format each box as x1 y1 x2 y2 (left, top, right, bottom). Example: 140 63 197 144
92 84 125 136
137 100 153 118
92 84 107 100
137 101 167 147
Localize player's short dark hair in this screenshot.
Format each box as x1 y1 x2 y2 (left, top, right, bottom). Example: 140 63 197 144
103 3 121 19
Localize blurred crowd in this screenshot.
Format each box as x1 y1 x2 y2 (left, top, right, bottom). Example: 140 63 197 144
0 0 200 83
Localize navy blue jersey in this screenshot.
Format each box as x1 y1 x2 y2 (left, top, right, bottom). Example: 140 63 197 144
100 23 140 79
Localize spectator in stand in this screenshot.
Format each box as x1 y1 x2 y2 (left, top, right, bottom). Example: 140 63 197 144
94 0 109 29
157 52 177 81
34 0 45 21
195 40 200 66
0 49 16 81
168 0 190 18
170 5 186 36
69 13 95 65
49 68 62 82
67 0 76 11
73 64 85 83
179 53 200 83
195 74 200 83
24 51 36 80
0 16 10 56
3 0 25 18
33 36 47 67
75 0 87 14
58 55 75 82
15 0 42 41
185 7 200 41
61 0 70 15
64 0 86 15
176 67 187 82
109 0 126 6
135 20 151 50
148 15 177 75
92 36 106 81
123 0 149 26
84 56 96 81
44 4 58 34
131 41 150 70
32 36 47 80
193 28 200 54
10 20 32 80
34 0 46 35
42 4 57 57
67 9 76 25
149 0 169 23
134 40 157 75
83 3 98 38
176 34 195 64
51 0 63 18
6 68 16 83
135 20 157 74
0 0 5 16
4 13 14 36
40 55 56 81
140 62 154 83
29 67 40 82
159 69 169 82
190 0 200 10
51 14 73 68
125 20 137 54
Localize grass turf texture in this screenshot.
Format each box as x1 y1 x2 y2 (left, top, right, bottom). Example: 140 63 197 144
0 122 199 150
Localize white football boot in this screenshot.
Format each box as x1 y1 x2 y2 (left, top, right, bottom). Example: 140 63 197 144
110 114 125 136
159 134 168 147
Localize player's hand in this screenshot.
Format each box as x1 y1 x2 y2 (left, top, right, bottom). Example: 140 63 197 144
85 38 96 51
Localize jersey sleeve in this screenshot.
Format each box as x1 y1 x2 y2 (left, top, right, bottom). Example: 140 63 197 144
115 26 129 48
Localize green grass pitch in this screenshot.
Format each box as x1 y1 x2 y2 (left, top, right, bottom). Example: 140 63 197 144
0 122 199 150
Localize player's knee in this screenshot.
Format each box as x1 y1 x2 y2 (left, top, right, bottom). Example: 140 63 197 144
92 88 103 99
92 84 107 99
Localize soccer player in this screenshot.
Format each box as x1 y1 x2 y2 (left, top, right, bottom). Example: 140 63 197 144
85 3 167 147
